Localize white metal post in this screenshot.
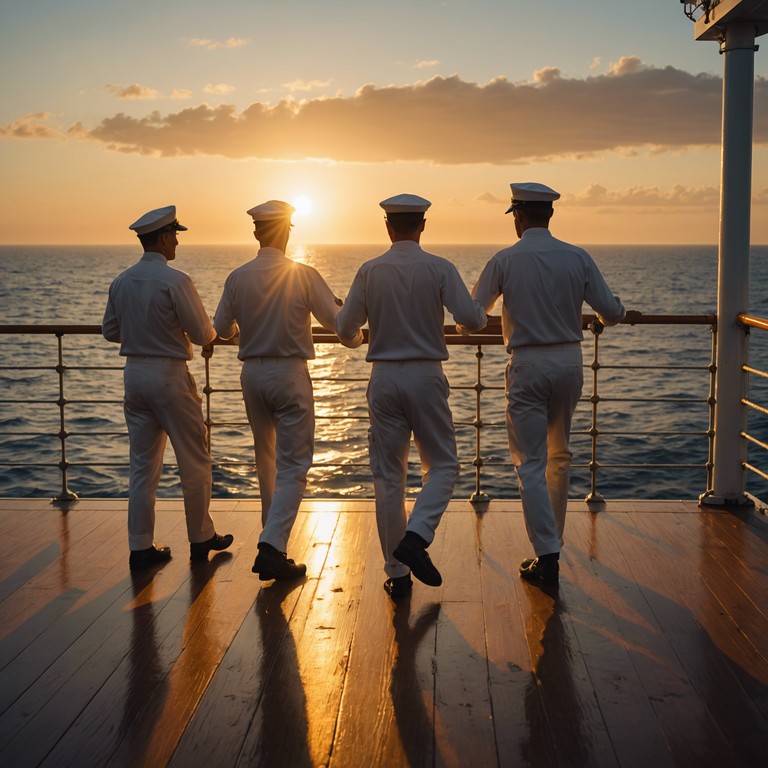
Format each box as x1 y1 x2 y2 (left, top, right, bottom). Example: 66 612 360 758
702 21 757 505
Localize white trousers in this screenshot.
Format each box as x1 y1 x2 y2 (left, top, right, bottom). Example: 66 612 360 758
367 361 459 578
505 344 583 556
241 358 314 552
124 358 215 550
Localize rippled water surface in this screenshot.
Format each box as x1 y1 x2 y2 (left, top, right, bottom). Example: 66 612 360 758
2 243 768 501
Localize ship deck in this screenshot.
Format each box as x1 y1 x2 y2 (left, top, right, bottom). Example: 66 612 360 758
1 498 767 767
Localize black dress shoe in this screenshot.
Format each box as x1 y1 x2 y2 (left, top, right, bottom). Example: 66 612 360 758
519 554 559 587
129 545 171 571
252 542 307 581
384 574 413 600
393 532 442 587
190 532 234 561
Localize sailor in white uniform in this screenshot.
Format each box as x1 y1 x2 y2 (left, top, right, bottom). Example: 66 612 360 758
335 194 487 598
461 183 625 587
214 200 363 581
102 205 233 570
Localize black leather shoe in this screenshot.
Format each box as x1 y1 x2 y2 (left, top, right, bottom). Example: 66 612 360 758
190 532 234 561
384 574 413 600
129 545 171 571
252 543 307 581
519 555 559 587
393 532 442 587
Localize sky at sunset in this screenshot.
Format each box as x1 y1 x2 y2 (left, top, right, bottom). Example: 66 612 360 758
1 0 766 245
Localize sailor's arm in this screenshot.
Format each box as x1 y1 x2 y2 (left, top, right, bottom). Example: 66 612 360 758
308 269 363 348
212 277 239 341
174 277 216 346
456 259 500 334
334 270 368 343
102 289 121 343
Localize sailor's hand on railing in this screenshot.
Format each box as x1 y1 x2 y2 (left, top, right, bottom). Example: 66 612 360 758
213 332 239 346
623 310 643 325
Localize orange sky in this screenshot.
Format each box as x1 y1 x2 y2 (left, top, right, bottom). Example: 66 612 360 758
1 2 766 245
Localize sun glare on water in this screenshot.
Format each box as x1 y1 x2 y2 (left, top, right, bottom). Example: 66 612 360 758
292 195 314 216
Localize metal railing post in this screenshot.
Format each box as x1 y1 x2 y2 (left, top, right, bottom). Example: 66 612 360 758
704 318 718 492
52 332 78 508
470 343 490 507
586 321 604 504
202 343 214 453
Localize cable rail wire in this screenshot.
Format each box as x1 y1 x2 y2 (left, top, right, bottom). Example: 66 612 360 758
0 314 724 507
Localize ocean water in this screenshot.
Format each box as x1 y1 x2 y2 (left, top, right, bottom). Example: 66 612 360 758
2 243 768 502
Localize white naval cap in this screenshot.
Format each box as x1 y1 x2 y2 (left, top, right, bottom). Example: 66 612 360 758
128 205 188 235
247 200 295 221
505 182 560 213
379 193 432 213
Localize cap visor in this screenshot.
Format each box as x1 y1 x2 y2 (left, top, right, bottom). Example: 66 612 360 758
504 205 514 214
176 224 188 231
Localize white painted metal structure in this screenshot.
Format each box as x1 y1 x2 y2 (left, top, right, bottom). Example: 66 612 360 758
684 1 768 504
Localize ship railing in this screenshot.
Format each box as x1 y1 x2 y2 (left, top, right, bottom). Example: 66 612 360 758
737 313 768 509
0 315 720 507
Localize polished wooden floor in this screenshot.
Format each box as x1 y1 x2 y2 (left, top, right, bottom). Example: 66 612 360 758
0 498 767 768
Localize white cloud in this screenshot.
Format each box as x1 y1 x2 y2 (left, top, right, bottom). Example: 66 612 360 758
188 37 249 50
105 83 161 100
12 60 767 165
203 83 236 95
0 112 60 139
414 60 440 69
568 183 721 207
477 192 504 204
281 79 332 92
170 89 193 100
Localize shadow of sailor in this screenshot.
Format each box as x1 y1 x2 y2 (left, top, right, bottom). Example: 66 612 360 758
169 572 309 766
520 589 596 768
390 596 442 767
237 577 312 767
115 552 234 766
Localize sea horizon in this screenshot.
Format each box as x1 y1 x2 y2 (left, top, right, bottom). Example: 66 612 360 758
3 243 768 503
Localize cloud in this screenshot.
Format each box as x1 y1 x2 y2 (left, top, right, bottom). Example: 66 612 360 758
477 192 504 204
0 112 61 139
414 60 440 69
476 183 738 209
105 83 162 100
568 183 721 207
187 37 249 50
9 58 768 164
170 89 193 100
203 83 236 95
608 55 648 76
281 79 332 92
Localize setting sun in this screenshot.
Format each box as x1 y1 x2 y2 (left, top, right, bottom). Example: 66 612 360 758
292 195 314 217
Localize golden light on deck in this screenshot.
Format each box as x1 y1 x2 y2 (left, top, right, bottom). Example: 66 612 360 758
292 195 314 216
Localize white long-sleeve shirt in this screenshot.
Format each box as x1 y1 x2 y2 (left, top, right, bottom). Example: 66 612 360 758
464 229 625 351
335 240 487 361
102 251 215 358
214 247 362 359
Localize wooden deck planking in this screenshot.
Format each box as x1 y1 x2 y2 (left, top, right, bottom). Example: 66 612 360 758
0 499 767 767
593 509 747 767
